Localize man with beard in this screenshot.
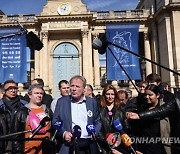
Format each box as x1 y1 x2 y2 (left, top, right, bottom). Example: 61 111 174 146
0 80 28 153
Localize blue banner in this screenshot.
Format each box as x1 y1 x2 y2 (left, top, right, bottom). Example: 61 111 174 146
106 23 141 80
0 27 27 83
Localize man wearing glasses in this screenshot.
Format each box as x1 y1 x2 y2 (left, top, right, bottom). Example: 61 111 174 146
0 80 28 153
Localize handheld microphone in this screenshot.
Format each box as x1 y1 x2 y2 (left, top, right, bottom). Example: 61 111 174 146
113 120 136 154
51 119 63 142
72 125 81 138
86 123 102 153
29 116 50 139
105 133 121 148
71 125 81 154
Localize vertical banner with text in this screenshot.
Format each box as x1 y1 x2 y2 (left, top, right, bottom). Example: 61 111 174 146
106 23 141 81
0 27 27 83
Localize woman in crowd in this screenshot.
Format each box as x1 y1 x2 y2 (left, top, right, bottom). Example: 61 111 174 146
126 84 170 154
97 84 131 154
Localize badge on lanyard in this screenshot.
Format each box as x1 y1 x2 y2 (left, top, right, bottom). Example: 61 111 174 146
87 110 93 117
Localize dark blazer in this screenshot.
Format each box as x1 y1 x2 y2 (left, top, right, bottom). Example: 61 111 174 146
53 95 101 154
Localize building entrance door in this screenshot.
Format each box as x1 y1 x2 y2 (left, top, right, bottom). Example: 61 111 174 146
53 42 79 98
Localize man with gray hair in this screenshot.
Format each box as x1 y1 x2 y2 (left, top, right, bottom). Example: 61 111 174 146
53 75 101 154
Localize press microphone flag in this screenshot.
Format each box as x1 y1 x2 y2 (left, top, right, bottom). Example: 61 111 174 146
86 123 96 134
113 120 136 154
29 116 50 139
113 120 123 131
51 119 63 141
53 120 63 131
86 123 103 153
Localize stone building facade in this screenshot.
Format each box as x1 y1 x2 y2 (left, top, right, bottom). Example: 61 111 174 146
1 0 179 97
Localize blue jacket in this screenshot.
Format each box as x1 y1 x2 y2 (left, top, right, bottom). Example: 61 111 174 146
53 95 101 154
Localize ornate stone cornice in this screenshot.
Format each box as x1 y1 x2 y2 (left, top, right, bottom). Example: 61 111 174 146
36 14 93 22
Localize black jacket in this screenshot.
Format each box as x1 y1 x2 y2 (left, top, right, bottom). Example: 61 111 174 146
0 97 28 153
138 97 179 138
0 109 8 154
12 104 53 153
98 107 131 154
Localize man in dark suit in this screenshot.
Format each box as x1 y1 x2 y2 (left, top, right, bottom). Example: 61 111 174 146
53 75 101 154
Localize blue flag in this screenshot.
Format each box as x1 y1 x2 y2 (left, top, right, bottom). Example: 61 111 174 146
106 23 141 80
0 27 27 83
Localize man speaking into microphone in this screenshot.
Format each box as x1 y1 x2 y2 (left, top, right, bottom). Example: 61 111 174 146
53 75 101 154
12 84 53 153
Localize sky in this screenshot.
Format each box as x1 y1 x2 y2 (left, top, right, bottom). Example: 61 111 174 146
0 0 139 15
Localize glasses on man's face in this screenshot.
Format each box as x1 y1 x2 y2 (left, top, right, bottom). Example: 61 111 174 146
5 86 18 91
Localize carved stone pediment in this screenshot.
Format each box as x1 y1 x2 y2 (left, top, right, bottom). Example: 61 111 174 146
41 0 90 16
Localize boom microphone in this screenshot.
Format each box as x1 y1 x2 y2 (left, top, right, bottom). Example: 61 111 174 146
0 130 31 139
51 119 63 142
92 34 108 54
86 123 102 153
17 21 28 34
29 116 50 139
113 120 136 154
92 38 103 50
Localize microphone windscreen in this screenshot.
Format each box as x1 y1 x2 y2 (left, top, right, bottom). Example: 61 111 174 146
29 111 40 131
40 116 51 127
113 120 123 131
53 120 63 131
92 38 102 50
86 123 96 134
72 125 81 138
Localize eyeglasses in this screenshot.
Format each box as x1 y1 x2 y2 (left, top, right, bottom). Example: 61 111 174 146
5 86 18 91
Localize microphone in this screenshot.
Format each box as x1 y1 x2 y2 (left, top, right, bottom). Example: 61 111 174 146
105 133 121 148
0 130 32 139
17 21 28 34
92 34 108 54
92 38 103 50
71 125 81 154
72 125 81 138
29 116 50 139
51 119 63 142
113 120 136 154
86 123 102 153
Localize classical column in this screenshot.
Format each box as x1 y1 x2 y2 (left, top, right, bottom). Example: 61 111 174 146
92 34 101 87
81 29 93 83
40 31 49 90
144 32 152 75
34 31 40 78
165 16 175 87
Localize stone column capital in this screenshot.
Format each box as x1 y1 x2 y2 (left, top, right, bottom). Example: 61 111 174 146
81 30 89 38
41 31 49 38
144 32 149 40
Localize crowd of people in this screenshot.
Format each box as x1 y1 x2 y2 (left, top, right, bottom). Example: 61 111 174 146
0 73 179 154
